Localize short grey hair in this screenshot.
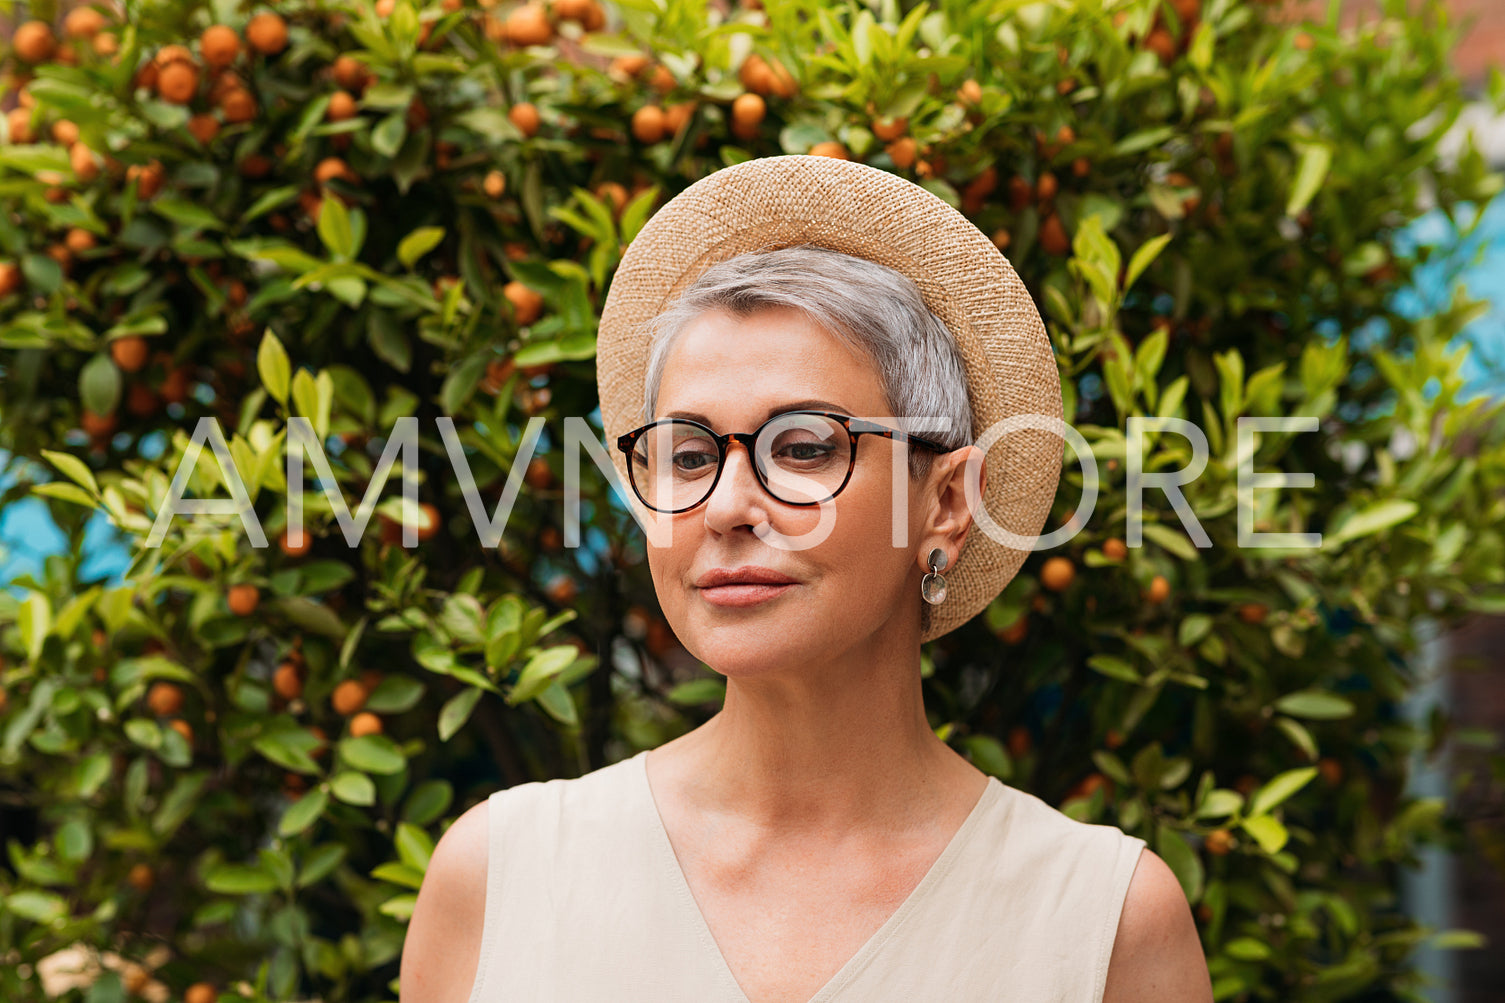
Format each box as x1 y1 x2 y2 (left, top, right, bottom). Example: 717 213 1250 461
639 244 973 478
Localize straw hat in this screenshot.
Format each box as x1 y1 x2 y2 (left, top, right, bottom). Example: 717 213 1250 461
595 154 1063 642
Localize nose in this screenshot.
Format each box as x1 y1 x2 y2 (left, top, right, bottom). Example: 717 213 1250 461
700 437 773 534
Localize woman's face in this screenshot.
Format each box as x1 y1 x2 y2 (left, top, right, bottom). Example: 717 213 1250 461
644 305 948 678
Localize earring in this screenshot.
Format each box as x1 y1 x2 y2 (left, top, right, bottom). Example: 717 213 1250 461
921 547 948 605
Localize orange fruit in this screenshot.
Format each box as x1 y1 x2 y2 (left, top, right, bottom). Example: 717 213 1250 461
646 64 675 93
731 92 765 130
126 383 158 417
349 711 382 737
416 502 441 541
503 281 544 325
279 526 312 557
871 116 907 142
154 44 193 69
0 262 22 297
327 90 357 121
184 984 217 1003
1006 725 1032 759
1102 538 1128 561
52 119 80 145
333 54 368 91
219 88 257 123
201 25 240 69
14 22 57 64
247 13 289 55
68 140 100 181
1035 171 1059 204
1318 757 1343 786
1205 828 1233 855
508 101 541 137
610 53 649 79
631 105 666 144
1145 574 1171 603
886 137 917 169
186 114 219 144
272 662 303 700
553 0 595 23
525 456 552 490
168 719 194 744
92 32 119 57
957 78 983 105
81 409 116 437
1039 212 1070 255
483 169 507 198
1040 556 1075 592
156 61 199 104
1006 175 1032 210
146 682 184 716
547 576 578 605
314 156 357 185
1294 31 1314 51
227 583 260 616
1145 27 1177 66
663 100 695 134
999 615 1028 644
110 336 149 372
990 228 1011 252
7 107 37 143
1072 156 1090 178
505 4 553 46
1105 728 1125 749
1237 602 1268 625
331 679 368 716
65 8 107 39
808 141 848 160
127 863 155 891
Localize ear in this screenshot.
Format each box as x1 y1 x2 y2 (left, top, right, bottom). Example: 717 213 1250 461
916 445 986 572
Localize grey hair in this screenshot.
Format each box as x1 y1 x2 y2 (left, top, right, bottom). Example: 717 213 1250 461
639 244 973 478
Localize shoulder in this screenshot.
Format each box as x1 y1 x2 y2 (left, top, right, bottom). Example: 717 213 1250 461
399 797 492 1003
1101 848 1214 1003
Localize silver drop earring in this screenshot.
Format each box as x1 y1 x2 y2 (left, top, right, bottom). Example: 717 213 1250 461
921 547 948 605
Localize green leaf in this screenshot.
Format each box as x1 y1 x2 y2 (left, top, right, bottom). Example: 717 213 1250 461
1239 814 1288 854
398 226 445 269
395 822 434 872
1156 828 1204 903
1194 789 1244 819
371 861 426 889
330 771 377 806
297 844 347 888
339 735 406 774
438 687 482 742
402 780 453 827
6 890 67 924
510 645 580 703
258 330 291 405
253 731 323 775
317 197 354 258
205 863 279 895
666 678 726 706
1273 716 1318 761
1141 522 1200 560
1327 499 1419 546
1086 654 1141 683
80 352 122 416
1274 690 1354 720
1286 142 1332 218
536 678 579 726
1248 766 1317 817
365 675 425 713
42 449 99 495
278 788 329 837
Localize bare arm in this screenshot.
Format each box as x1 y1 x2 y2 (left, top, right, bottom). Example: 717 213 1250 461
399 799 491 1003
1102 848 1215 1003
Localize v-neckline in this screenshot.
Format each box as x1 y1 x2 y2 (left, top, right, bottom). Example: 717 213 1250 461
634 749 1000 1003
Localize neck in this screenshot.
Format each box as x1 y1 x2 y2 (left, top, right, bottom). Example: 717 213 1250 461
657 619 980 836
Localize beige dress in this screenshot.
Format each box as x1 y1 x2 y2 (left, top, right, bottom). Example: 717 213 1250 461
464 749 1146 1003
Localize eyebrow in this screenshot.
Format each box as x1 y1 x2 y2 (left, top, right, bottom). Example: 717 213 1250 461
662 399 853 429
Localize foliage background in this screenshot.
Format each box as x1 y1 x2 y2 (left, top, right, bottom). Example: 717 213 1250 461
1 0 1504 999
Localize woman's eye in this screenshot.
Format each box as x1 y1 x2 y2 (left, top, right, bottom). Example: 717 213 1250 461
778 441 834 461
672 450 716 471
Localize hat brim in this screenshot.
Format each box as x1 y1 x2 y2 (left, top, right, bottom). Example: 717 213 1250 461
596 155 1063 642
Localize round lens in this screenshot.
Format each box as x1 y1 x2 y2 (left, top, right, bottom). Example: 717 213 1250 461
629 420 720 511
755 413 852 504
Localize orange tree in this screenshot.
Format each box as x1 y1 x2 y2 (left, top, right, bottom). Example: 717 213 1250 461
2 0 1504 999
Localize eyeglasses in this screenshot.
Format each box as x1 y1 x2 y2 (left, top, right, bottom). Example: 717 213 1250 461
616 410 951 514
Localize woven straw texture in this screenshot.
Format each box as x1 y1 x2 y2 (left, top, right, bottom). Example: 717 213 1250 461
595 155 1063 641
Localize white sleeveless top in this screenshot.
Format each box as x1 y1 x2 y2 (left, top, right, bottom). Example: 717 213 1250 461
465 749 1146 1002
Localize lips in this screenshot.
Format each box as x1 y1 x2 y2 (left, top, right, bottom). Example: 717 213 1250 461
694 566 798 589
694 566 798 608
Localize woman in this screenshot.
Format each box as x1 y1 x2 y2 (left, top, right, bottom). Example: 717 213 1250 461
401 156 1212 1002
